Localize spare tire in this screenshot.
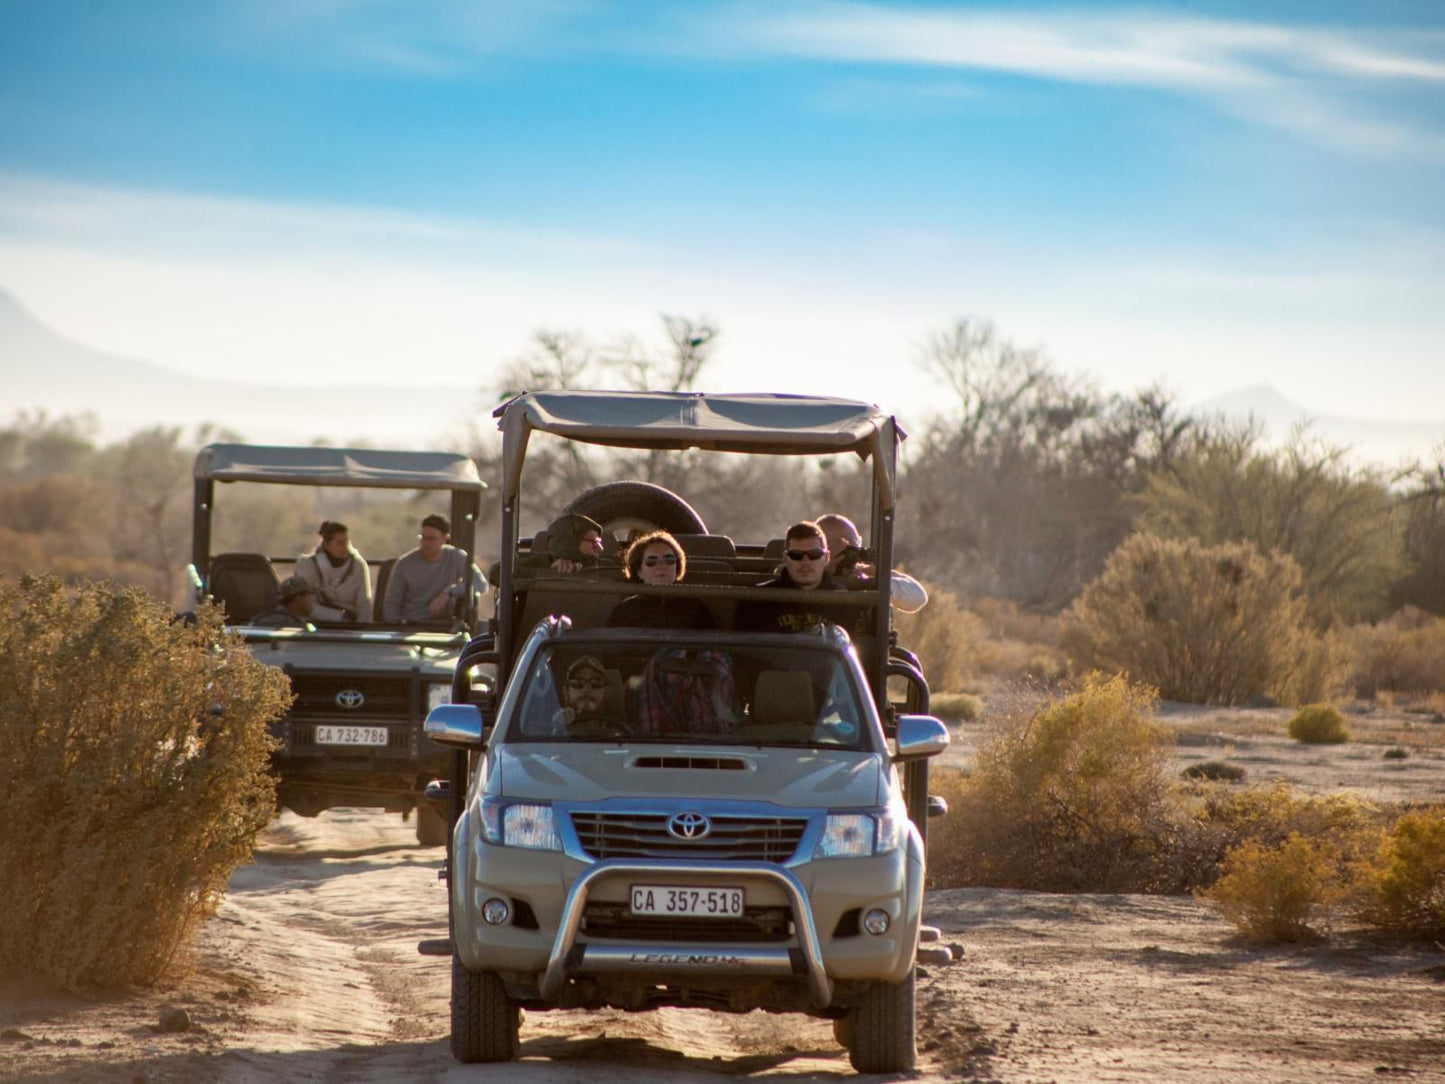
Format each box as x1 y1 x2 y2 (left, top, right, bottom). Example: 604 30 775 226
562 481 707 539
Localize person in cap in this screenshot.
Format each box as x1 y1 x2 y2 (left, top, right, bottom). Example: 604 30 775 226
252 576 317 629
551 655 626 734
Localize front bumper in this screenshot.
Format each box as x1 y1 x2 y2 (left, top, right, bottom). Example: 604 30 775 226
452 813 924 1009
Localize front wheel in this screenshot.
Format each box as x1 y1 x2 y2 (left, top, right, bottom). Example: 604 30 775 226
845 971 916 1073
451 958 520 1063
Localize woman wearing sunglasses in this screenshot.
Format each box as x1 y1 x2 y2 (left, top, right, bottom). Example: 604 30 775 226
606 530 715 629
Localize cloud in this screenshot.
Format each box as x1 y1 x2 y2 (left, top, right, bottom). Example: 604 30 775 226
708 2 1445 157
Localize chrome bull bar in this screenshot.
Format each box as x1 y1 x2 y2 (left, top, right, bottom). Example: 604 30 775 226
539 858 833 1007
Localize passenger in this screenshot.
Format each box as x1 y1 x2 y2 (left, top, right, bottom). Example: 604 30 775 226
294 520 373 622
252 576 317 629
816 513 928 613
383 513 486 623
607 530 714 630
537 513 614 574
734 520 847 634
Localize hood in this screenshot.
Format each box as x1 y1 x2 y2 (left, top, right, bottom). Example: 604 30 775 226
546 513 605 560
494 744 885 810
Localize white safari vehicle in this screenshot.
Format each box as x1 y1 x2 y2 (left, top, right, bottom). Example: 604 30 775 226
423 392 946 1072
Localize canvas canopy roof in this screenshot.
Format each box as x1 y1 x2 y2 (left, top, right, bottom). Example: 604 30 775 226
496 391 902 504
194 443 484 491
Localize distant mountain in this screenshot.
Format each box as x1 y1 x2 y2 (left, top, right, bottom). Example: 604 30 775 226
1194 383 1441 469
0 288 486 448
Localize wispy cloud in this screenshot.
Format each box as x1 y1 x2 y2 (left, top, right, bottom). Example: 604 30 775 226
706 2 1445 158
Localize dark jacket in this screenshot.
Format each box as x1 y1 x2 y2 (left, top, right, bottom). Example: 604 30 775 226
734 569 848 634
607 592 715 630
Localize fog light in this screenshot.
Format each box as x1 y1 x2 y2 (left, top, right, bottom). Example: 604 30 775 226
482 898 511 925
862 908 890 936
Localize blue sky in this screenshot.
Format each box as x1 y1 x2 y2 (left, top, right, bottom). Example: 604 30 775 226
2 0 1443 429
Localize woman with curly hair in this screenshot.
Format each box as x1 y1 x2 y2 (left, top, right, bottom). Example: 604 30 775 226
606 529 714 629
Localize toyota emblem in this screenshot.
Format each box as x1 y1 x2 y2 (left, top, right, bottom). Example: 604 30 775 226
667 811 711 840
335 689 365 709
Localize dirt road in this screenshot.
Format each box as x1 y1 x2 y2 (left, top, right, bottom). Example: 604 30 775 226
4 801 1442 1084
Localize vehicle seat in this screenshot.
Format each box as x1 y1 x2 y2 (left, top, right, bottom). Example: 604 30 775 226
751 670 816 728
372 558 395 620
674 533 737 572
207 552 280 624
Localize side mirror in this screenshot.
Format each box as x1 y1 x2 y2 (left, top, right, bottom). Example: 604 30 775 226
894 714 950 761
424 703 485 747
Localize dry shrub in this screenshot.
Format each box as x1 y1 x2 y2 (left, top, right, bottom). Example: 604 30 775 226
0 575 291 990
967 597 1068 684
1353 806 1445 940
1287 703 1351 744
929 692 982 722
892 586 981 694
1062 533 1345 706
1347 607 1445 698
1202 834 1348 942
927 674 1180 893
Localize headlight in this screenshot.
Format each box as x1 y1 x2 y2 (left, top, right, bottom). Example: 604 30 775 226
815 807 905 858
427 683 450 712
480 798 560 850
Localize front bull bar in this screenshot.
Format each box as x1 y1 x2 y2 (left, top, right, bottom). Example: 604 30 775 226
539 858 833 1008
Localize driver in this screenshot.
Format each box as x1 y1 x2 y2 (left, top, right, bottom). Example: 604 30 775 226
553 655 623 733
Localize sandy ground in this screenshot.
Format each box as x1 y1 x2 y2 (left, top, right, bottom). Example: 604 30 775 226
4 704 1443 1084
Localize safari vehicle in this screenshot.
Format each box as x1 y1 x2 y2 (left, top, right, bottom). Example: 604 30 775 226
185 443 486 846
424 392 946 1073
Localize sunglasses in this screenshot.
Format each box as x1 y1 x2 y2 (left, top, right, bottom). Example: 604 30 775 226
568 677 607 691
642 554 678 566
785 549 826 562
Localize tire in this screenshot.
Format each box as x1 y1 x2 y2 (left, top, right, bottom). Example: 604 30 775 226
845 971 916 1074
451 957 520 1063
416 802 449 847
561 481 707 539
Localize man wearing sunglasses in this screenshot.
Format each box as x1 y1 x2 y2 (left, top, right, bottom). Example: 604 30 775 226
735 520 846 633
551 655 624 734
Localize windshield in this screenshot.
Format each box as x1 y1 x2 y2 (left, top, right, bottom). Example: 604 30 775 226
505 639 875 751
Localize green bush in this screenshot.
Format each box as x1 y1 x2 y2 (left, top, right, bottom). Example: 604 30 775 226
1353 807 1445 941
927 674 1180 893
1201 833 1347 943
1061 533 1345 706
0 575 291 989
1287 703 1351 744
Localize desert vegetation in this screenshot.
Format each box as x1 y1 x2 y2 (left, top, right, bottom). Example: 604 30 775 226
0 575 291 989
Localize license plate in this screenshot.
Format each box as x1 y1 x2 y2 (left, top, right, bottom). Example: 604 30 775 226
630 885 744 918
314 725 389 746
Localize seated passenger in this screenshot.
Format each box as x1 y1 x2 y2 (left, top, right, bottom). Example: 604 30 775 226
383 513 486 623
507 513 620 580
634 648 740 737
734 519 847 634
817 512 928 613
294 520 373 622
606 530 714 630
252 576 317 629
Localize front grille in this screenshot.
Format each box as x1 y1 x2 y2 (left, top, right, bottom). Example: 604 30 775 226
582 902 793 942
570 812 807 862
288 672 418 726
